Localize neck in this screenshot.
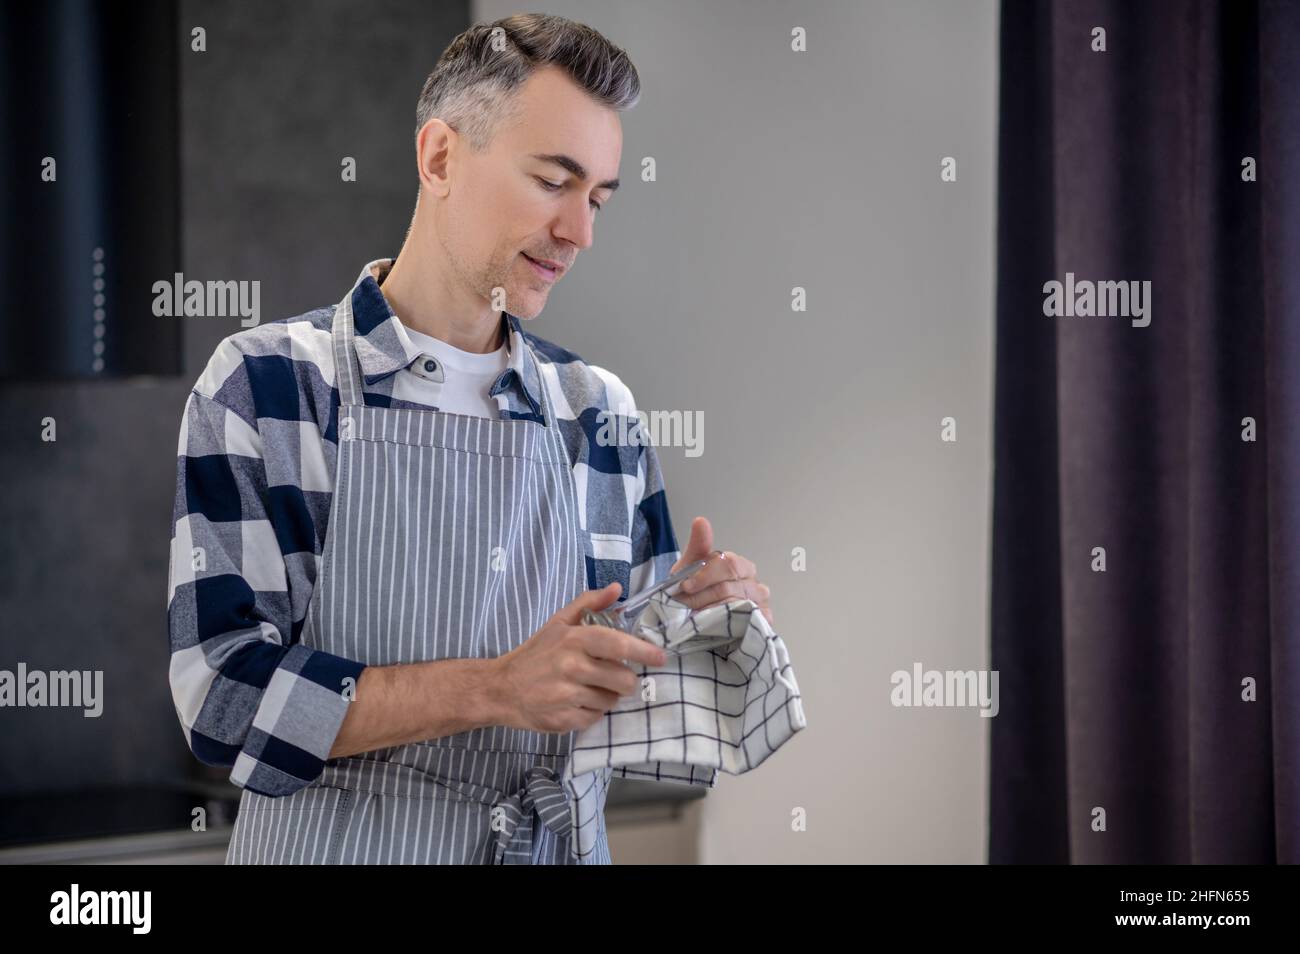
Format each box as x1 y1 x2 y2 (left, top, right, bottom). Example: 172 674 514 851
380 218 504 354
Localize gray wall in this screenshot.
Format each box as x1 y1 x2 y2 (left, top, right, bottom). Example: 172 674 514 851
476 0 1000 863
0 0 467 795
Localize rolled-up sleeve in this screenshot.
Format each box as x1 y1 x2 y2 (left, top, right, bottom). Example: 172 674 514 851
167 386 365 797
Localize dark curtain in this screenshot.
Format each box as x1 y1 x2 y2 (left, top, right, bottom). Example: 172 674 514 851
990 0 1300 863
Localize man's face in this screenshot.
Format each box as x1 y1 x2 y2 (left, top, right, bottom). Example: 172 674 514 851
435 65 624 320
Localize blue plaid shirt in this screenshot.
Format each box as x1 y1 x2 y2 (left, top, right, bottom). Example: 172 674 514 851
167 259 680 797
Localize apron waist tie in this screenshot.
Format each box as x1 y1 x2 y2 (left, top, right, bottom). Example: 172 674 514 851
317 756 581 863
490 765 573 865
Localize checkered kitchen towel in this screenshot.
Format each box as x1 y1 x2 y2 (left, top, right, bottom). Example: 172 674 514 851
561 589 806 846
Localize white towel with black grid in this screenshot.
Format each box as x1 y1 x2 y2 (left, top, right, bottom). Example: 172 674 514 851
560 590 807 857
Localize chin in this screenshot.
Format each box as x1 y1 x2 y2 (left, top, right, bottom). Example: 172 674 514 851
510 292 547 320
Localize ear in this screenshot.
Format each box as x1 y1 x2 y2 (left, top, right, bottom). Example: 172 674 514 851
416 118 455 198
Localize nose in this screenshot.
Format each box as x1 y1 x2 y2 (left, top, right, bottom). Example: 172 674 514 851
552 193 594 252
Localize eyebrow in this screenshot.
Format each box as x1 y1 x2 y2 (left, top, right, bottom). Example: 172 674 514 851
530 153 620 192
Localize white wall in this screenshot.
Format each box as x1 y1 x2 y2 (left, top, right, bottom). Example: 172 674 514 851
474 0 999 863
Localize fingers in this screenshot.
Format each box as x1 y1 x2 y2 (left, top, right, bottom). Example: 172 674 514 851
678 549 758 597
555 581 622 624
579 626 667 667
575 657 641 696
724 550 758 581
570 684 622 711
675 576 765 611
670 516 714 573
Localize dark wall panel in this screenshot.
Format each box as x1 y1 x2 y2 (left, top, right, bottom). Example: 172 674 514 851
0 0 469 802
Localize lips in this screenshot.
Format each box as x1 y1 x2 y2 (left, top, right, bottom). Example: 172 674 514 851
523 253 562 282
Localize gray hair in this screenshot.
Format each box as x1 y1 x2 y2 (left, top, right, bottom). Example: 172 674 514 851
415 13 641 150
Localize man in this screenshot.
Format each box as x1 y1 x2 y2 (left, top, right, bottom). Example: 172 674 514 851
167 13 772 865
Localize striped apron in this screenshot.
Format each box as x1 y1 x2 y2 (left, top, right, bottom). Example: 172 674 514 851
225 292 612 864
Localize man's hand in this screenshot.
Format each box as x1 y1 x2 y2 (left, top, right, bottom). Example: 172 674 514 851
670 516 774 626
489 582 668 734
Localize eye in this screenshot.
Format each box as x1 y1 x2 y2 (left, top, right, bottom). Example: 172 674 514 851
536 175 601 212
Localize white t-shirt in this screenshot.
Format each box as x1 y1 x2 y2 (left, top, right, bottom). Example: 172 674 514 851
401 324 509 419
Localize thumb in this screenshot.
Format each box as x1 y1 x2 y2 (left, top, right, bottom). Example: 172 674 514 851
671 516 713 573
558 581 622 624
